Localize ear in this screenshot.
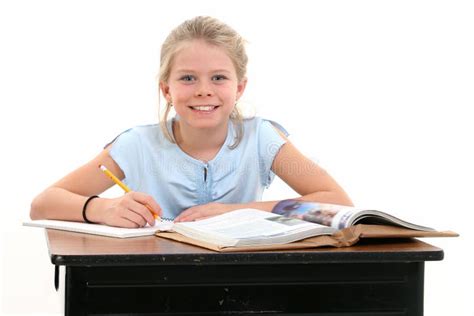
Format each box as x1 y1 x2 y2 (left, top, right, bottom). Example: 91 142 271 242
236 77 248 101
159 81 171 102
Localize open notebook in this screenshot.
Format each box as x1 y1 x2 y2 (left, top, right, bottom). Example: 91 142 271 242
23 219 174 238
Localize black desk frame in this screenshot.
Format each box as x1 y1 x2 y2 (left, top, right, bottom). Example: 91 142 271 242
48 233 443 316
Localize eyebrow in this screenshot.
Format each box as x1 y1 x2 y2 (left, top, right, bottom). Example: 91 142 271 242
175 69 232 74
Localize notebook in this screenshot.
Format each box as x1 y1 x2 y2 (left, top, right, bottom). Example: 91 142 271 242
23 219 174 238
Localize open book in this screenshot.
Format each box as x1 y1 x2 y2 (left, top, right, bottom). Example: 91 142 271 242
24 199 443 247
271 199 435 231
157 200 441 248
23 209 333 244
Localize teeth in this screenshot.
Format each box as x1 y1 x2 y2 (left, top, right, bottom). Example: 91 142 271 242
191 106 216 111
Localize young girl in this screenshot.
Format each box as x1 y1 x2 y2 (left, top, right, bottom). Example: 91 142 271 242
30 16 352 228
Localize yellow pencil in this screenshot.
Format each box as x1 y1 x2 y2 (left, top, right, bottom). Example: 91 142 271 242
99 164 161 221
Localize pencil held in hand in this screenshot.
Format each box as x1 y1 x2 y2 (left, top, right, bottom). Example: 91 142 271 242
99 164 131 192
99 164 161 221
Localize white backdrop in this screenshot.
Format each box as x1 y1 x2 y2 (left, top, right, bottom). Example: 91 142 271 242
1 0 473 315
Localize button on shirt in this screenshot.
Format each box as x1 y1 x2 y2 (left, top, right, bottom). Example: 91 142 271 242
109 117 288 220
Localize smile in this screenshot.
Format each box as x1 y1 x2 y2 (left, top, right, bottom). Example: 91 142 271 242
189 105 220 112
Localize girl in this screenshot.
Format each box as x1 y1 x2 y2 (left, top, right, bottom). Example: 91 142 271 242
30 16 352 228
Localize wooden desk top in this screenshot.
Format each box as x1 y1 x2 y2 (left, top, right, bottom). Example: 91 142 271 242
45 229 444 266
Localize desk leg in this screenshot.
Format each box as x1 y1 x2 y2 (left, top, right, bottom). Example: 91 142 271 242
64 262 425 316
65 267 86 316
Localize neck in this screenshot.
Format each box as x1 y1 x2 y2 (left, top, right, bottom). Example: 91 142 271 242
173 120 229 162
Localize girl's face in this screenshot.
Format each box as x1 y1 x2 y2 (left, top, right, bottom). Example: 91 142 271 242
160 39 246 131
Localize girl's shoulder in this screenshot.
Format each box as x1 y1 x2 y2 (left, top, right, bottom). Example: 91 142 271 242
107 123 166 148
129 123 162 137
242 116 289 137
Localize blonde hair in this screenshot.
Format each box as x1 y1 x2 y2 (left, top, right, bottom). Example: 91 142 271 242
158 16 248 149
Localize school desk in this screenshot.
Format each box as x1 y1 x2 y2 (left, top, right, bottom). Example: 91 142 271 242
45 228 444 315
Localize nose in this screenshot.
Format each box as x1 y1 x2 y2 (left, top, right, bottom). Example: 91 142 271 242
195 80 213 97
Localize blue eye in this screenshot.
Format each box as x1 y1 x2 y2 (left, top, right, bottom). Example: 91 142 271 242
180 75 195 82
212 75 227 81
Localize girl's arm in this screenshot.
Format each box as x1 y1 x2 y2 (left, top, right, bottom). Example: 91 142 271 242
175 133 352 222
268 135 353 206
30 148 160 227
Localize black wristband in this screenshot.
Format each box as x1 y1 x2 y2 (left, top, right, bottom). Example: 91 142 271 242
82 195 99 224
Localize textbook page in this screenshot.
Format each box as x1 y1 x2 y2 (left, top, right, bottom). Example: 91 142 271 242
331 208 435 231
172 208 335 247
272 200 435 232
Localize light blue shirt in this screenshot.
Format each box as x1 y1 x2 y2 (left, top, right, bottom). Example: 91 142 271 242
109 117 288 220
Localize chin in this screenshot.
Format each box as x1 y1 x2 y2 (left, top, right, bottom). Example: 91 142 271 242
188 117 229 129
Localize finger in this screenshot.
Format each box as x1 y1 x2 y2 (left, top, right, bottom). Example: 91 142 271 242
123 192 156 225
120 208 147 227
175 210 204 222
195 215 213 221
174 208 196 222
108 216 142 228
125 199 154 226
176 205 228 222
180 214 211 222
131 192 162 218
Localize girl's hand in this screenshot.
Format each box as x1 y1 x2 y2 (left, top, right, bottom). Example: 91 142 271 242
174 202 238 222
92 192 162 228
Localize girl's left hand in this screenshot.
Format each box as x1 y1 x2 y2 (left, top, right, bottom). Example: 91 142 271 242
174 202 238 222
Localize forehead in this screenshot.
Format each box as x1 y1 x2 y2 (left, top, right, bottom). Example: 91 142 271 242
171 39 236 74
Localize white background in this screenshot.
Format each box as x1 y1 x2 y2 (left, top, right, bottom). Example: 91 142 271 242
1 0 473 315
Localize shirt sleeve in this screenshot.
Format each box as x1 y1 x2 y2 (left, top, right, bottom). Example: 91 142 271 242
108 128 144 190
257 119 289 188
